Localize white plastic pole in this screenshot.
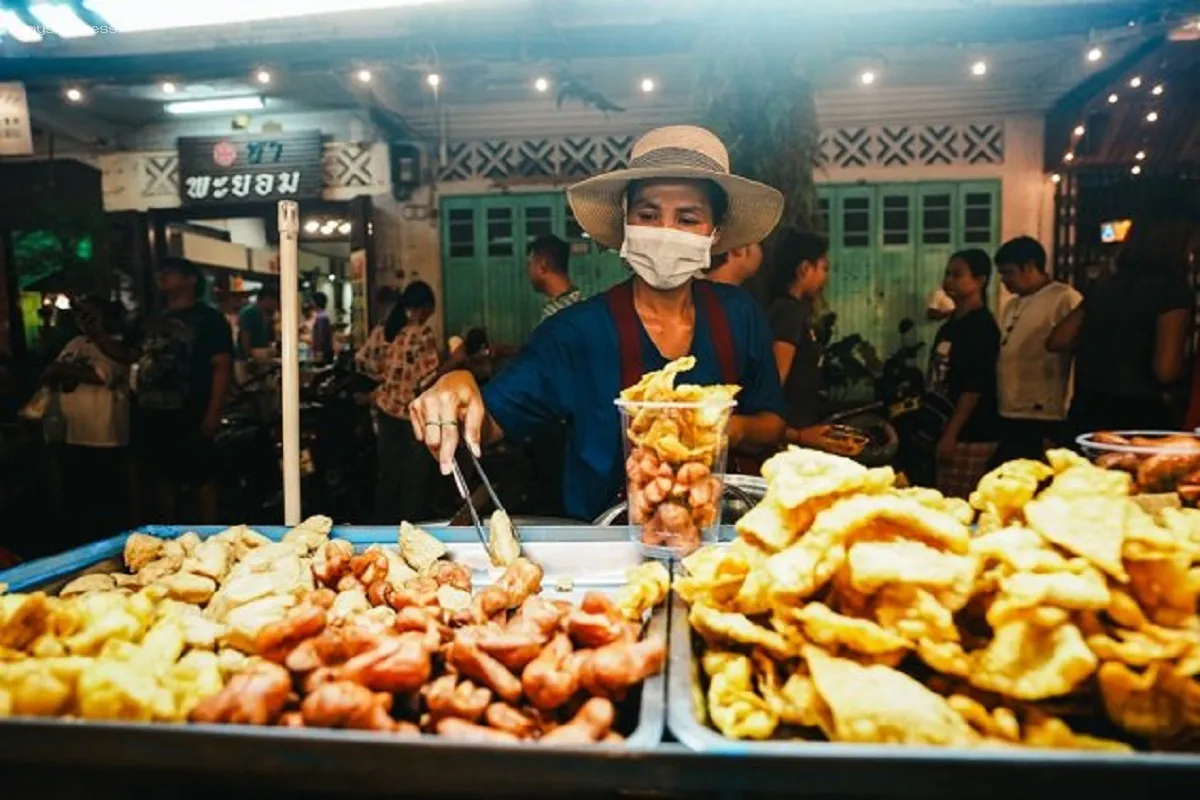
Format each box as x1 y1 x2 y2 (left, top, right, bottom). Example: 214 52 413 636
278 200 302 526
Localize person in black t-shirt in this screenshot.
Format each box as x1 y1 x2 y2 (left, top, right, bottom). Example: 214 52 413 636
928 249 1001 498
1049 216 1194 434
133 258 234 524
766 229 858 456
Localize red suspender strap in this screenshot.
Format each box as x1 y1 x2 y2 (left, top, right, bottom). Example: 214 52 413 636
695 281 739 384
605 280 644 390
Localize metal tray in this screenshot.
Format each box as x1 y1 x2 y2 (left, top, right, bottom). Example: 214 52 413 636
667 591 1200 767
0 524 665 750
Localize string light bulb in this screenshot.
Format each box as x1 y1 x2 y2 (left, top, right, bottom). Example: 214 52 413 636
970 61 987 76
1129 76 1142 88
256 70 272 85
356 69 372 83
304 220 319 233
859 70 876 86
1073 125 1086 137
1086 47 1103 62
1135 150 1146 161
640 77 656 92
64 87 83 103
338 222 351 235
426 73 441 88
1051 173 1062 184
534 77 549 93
1151 84 1164 96
1108 93 1119 104
1131 165 1142 175
1146 111 1159 123
161 81 177 94
1063 152 1075 163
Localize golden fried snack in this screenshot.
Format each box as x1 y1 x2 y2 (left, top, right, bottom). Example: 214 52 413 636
496 558 544 609
436 717 520 744
339 633 432 694
423 674 491 723
453 586 510 627
278 710 305 728
485 702 539 738
300 680 396 731
511 596 569 638
447 635 523 704
567 592 627 649
255 600 328 664
312 540 353 589
476 627 549 673
189 661 291 726
522 633 580 711
399 522 446 572
540 697 616 744
614 562 670 622
427 561 473 593
579 638 666 700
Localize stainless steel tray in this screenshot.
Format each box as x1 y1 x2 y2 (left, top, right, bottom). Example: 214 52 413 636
667 591 1200 766
0 525 665 750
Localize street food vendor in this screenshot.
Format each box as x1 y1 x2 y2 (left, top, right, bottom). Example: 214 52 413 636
410 126 787 520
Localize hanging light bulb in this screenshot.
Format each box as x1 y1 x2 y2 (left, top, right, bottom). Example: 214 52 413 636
256 69 272 85
1135 150 1146 161
1063 152 1075 163
1129 76 1142 88
338 222 351 235
1108 93 1119 104
1073 125 1086 136
534 77 550 93
356 69 372 84
859 70 876 86
1086 47 1103 62
426 73 441 88
1131 165 1142 175
161 81 177 94
970 61 987 77
1051 173 1062 184
64 87 84 103
1151 84 1164 96
304 220 319 233
640 77 656 92
1146 111 1159 122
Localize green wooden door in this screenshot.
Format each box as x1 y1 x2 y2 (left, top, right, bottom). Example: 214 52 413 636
818 180 1001 369
440 192 625 343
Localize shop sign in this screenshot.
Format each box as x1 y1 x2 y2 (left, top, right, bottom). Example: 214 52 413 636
0 82 34 157
178 131 323 205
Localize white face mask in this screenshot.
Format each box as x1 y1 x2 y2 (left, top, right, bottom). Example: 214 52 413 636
620 225 714 290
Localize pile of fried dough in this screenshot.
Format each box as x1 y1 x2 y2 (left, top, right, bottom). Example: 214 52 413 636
678 447 1200 751
0 519 670 743
192 555 668 742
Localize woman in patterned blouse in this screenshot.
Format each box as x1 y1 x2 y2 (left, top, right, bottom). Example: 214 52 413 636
357 281 441 523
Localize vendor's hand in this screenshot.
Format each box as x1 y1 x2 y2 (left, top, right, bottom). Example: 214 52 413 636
410 370 485 475
200 410 222 439
935 432 957 464
795 425 851 456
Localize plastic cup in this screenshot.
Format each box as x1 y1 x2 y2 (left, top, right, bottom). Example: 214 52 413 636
616 397 737 559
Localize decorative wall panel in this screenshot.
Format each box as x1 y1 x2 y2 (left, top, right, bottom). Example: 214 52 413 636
439 123 1004 182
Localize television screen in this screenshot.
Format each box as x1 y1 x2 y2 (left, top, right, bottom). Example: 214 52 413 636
1100 219 1132 244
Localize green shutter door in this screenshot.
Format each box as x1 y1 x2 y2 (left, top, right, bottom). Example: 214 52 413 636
913 183 959 349
824 185 881 361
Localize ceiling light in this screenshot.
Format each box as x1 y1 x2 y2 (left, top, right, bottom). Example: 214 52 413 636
970 61 987 77
426 73 440 88
54 295 71 311
1129 76 1142 88
534 77 550 93
859 70 876 86
1135 150 1146 161
1108 93 1119 104
304 220 319 233
1050 173 1061 184
64 87 84 103
1151 84 1164 96
1073 125 1086 136
328 274 337 282
338 222 351 234
31 3 96 37
1063 152 1075 162
641 77 656 92
161 81 177 94
356 69 372 83
1146 111 1159 122
0 10 41 42
165 95 265 115
256 70 272 85
1086 47 1103 62
1131 165 1142 175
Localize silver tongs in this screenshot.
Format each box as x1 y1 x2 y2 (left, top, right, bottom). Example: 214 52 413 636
449 447 516 559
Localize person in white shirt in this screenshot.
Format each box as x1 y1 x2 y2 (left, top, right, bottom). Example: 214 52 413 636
992 236 1082 463
41 298 132 548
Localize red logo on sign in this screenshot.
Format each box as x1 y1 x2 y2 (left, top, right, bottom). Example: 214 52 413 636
212 141 238 168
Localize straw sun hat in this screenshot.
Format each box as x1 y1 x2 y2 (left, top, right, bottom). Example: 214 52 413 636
566 125 785 255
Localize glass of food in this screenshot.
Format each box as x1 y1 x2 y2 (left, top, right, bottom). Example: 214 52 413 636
1076 430 1200 502
617 396 736 559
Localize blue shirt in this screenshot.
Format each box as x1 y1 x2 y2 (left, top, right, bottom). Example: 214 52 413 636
482 281 786 521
